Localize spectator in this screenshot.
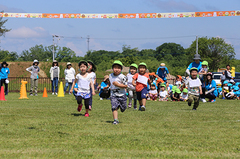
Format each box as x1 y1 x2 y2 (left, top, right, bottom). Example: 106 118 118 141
185 54 202 76
0 61 10 95
26 60 40 96
156 63 171 83
99 75 110 100
225 65 234 83
49 60 60 95
64 62 76 94
204 72 218 103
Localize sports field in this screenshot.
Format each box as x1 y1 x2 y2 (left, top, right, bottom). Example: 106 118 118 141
0 94 240 158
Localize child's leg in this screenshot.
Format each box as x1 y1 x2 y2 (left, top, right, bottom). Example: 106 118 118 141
188 94 193 105
142 98 146 106
133 91 137 107
77 96 83 105
193 96 200 109
128 90 133 104
35 79 38 94
89 88 93 108
139 100 143 106
84 98 90 113
110 96 120 121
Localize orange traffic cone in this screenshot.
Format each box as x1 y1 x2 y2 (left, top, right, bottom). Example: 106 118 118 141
19 80 29 99
0 86 6 101
43 87 48 97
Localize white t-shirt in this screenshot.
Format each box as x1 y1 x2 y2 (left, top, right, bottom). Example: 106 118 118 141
181 93 188 99
76 73 92 93
109 73 127 97
149 89 157 94
89 72 96 84
185 77 202 96
159 90 168 98
127 73 135 90
175 81 182 87
64 67 76 83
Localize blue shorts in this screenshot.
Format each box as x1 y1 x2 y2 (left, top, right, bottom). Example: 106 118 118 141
136 87 148 101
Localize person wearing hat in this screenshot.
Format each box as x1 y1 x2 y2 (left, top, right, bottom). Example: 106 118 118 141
222 81 229 99
26 59 40 96
204 72 218 103
225 64 235 83
198 61 208 103
87 60 97 110
180 88 188 101
99 75 110 100
70 61 95 117
0 61 10 95
49 60 60 95
183 67 202 110
156 63 171 83
159 83 168 101
220 71 226 88
64 62 76 94
109 60 128 125
185 54 202 76
132 62 150 111
171 88 181 101
127 63 138 109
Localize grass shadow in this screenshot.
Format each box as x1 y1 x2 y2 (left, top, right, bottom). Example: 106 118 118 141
70 113 85 116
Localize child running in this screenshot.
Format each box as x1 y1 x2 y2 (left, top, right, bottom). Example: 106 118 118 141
184 67 202 110
127 63 138 109
109 60 128 125
70 61 95 117
87 60 97 110
132 62 150 111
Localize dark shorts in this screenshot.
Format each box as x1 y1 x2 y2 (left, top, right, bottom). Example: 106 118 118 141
136 87 148 101
110 95 127 112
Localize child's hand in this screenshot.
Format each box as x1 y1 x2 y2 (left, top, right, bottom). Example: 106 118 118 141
200 91 203 95
92 91 96 96
70 89 74 93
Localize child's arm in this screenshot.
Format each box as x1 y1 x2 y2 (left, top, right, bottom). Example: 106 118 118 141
132 78 136 87
113 81 127 88
199 86 203 95
90 80 95 95
70 78 77 93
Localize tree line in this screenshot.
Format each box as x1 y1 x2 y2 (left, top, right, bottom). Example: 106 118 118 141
0 36 239 76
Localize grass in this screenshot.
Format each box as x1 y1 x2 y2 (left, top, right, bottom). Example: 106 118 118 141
0 94 240 158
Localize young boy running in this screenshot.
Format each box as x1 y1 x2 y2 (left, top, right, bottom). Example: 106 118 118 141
184 67 203 110
132 62 150 111
109 60 128 125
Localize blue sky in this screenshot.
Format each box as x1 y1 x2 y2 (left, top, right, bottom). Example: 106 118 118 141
0 0 240 59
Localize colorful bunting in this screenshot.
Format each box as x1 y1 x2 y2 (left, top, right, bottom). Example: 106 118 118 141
0 11 238 19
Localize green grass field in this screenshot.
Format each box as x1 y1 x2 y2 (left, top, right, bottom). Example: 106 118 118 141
1 94 240 158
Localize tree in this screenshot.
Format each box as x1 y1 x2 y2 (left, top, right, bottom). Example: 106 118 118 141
55 47 77 62
19 45 52 61
0 50 18 61
186 37 236 71
0 14 11 37
155 43 185 61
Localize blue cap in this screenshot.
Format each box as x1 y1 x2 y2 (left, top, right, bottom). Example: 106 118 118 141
223 81 228 85
236 82 240 86
228 83 233 87
234 86 239 91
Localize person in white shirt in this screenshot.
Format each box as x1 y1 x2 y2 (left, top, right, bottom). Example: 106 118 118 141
159 83 168 101
70 61 95 117
87 60 97 110
180 88 188 101
64 62 75 94
49 60 60 95
149 84 158 101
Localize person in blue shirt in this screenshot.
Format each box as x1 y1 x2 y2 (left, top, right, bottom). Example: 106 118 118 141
0 61 10 95
99 75 110 100
186 54 202 76
156 63 171 83
204 72 218 103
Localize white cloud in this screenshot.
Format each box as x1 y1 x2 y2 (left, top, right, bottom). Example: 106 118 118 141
65 42 84 56
6 26 49 38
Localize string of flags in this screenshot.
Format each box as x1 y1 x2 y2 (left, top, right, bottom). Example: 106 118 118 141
0 10 239 19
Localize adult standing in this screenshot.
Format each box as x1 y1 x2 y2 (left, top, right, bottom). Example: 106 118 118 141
225 64 234 83
64 62 76 94
156 63 171 83
26 60 40 96
204 72 218 103
0 61 10 95
185 54 202 76
49 60 60 95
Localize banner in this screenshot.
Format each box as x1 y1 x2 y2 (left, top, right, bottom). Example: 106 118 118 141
1 10 239 19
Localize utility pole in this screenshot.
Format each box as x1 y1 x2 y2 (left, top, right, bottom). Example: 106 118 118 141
87 35 90 51
196 35 198 55
52 35 55 61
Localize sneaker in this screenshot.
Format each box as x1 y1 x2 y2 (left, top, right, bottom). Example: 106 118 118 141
84 113 89 117
200 98 207 103
188 102 192 106
35 94 38 96
69 92 72 95
112 120 119 125
89 105 92 111
30 93 33 96
192 108 197 110
55 93 58 95
141 106 146 111
52 92 55 95
100 98 103 100
222 97 225 100
139 106 142 111
128 103 132 108
211 99 216 103
134 105 137 110
77 104 82 112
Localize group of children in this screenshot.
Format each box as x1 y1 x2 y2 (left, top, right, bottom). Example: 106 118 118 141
219 81 240 100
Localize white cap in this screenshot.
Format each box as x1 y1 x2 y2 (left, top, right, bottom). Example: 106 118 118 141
33 59 39 63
